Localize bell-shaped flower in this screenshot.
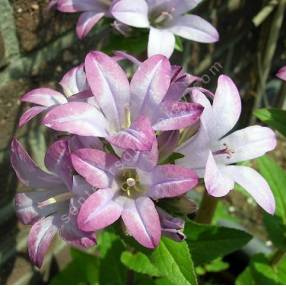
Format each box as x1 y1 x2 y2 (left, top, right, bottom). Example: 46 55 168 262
72 139 198 248
42 52 203 151
111 0 219 57
277 65 286 81
11 139 96 267
56 0 116 39
177 75 277 214
19 64 92 127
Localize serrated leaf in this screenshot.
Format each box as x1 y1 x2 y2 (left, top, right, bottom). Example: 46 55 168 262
257 156 286 222
121 251 160 277
150 238 197 285
185 220 252 265
264 213 286 251
255 108 286 137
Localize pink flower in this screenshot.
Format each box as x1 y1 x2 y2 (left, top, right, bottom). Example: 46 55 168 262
72 140 198 248
11 139 97 267
56 0 116 39
111 0 219 58
19 64 92 127
276 65 286 81
42 52 203 151
177 75 277 214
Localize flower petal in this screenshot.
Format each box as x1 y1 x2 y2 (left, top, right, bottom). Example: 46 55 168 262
149 165 198 199
78 188 122 231
10 139 63 189
212 75 241 139
276 66 286 81
28 216 57 268
76 11 105 39
19 106 47 127
152 101 203 131
85 51 130 130
45 139 74 190
15 189 64 225
148 27 175 58
69 135 103 152
217 126 277 164
59 64 88 97
111 0 150 28
158 130 180 160
71 148 119 188
107 116 155 151
57 0 108 12
170 15 219 43
21 88 67 107
42 102 109 137
130 55 171 119
205 152 234 197
122 197 161 248
121 139 159 171
223 166 275 214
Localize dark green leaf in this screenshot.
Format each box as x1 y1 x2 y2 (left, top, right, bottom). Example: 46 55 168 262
151 238 197 285
121 251 160 277
185 220 252 265
99 240 128 284
236 254 281 285
264 214 286 251
255 108 286 137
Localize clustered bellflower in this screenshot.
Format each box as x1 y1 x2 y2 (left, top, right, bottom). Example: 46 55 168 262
11 0 278 269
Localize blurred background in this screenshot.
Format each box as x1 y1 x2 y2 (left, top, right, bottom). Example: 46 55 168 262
0 0 285 284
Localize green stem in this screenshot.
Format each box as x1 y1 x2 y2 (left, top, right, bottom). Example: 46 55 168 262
270 249 285 266
195 190 219 224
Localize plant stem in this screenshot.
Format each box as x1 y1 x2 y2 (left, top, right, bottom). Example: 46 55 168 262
270 249 285 266
195 190 218 224
250 0 286 124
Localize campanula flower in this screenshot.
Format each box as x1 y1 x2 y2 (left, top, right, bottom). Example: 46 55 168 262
177 75 277 214
111 0 219 57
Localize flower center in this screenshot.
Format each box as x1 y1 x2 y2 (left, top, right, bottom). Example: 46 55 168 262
149 7 175 27
213 143 234 159
117 169 144 198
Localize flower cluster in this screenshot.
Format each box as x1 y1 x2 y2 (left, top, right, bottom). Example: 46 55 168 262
51 0 218 57
12 52 276 267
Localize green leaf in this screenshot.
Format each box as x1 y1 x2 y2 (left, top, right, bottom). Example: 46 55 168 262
175 37 184 52
236 254 281 285
70 248 100 284
257 156 286 221
150 238 197 285
264 213 286 251
205 258 229 273
185 220 252 265
121 251 160 277
99 240 128 284
255 108 286 137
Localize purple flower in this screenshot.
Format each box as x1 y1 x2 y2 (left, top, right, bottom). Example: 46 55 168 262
11 139 96 267
42 52 203 151
56 0 116 39
177 75 277 214
157 207 186 242
111 0 219 57
72 140 198 248
276 65 286 81
19 64 91 127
